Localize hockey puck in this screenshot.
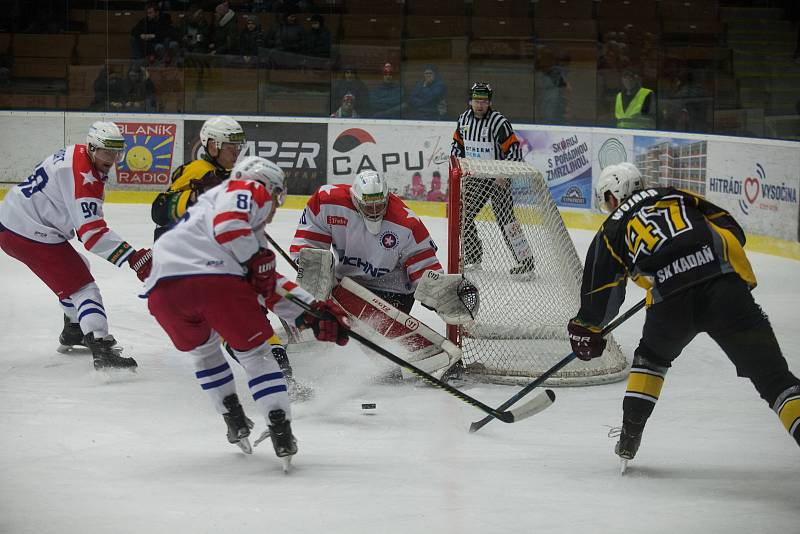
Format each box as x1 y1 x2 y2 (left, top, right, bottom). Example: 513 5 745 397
361 402 378 414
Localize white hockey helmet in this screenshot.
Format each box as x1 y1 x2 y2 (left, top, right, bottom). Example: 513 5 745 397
200 116 246 151
351 170 389 234
86 121 125 163
594 162 644 213
231 155 287 206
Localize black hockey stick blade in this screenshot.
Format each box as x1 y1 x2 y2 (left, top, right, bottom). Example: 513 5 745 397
469 298 647 434
278 288 537 423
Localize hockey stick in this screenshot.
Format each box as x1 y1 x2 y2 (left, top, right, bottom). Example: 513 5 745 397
469 298 647 434
263 231 302 344
278 287 556 424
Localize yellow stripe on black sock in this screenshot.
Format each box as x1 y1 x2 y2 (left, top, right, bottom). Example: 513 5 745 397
625 370 665 403
777 396 800 436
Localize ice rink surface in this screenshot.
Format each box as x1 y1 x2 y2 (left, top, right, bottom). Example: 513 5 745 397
1 204 798 534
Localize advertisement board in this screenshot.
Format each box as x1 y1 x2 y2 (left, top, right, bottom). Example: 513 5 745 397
184 119 327 195
115 122 178 185
706 139 799 241
517 128 594 209
326 121 453 201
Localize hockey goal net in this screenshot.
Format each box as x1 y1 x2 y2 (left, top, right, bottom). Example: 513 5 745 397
447 156 628 386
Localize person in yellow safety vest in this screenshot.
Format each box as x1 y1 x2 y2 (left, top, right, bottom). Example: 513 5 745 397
615 69 656 130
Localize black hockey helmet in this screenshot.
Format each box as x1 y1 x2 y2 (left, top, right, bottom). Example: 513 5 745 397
470 82 493 101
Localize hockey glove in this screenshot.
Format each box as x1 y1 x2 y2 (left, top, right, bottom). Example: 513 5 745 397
245 248 276 298
128 248 153 281
305 300 350 346
567 319 606 361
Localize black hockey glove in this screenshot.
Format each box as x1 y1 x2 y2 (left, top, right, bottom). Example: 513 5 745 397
567 319 606 361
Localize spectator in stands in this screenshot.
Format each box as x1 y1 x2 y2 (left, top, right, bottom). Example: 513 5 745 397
535 47 572 125
371 62 403 119
239 14 264 66
0 49 12 89
406 64 447 121
119 64 157 112
305 14 331 59
131 2 179 64
426 171 447 202
92 65 126 111
209 0 239 55
265 10 306 55
331 93 359 118
615 68 656 130
332 66 371 117
180 3 211 54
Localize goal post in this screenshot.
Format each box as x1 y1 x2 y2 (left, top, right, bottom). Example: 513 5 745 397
447 156 629 386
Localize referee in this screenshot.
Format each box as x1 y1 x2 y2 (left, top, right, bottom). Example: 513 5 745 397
451 82 535 276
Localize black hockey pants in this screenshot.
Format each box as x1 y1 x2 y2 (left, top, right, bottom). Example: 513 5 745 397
626 273 800 444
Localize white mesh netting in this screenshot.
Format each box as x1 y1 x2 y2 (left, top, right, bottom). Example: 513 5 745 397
450 157 628 386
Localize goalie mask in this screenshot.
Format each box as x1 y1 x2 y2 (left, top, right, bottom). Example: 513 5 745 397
594 163 644 213
351 170 389 234
231 156 287 207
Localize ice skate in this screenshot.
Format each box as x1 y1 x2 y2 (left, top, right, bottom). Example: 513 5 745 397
222 393 254 454
509 258 535 278
57 315 87 353
84 333 137 371
609 421 643 475
222 394 254 454
268 409 297 473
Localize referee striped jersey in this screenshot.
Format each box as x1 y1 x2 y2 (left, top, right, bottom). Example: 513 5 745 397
451 108 523 162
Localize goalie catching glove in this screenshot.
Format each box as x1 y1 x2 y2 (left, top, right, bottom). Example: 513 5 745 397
567 318 606 360
303 300 351 346
414 271 479 325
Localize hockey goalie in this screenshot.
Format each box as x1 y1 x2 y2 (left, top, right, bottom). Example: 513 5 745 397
290 170 478 381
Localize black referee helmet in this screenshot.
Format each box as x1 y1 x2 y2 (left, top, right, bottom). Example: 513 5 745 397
470 82 493 101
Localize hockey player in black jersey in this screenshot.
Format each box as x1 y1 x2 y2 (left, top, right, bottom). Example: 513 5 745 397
567 162 800 467
451 82 536 277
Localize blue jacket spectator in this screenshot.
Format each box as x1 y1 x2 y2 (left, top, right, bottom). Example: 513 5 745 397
370 62 403 119
406 64 447 120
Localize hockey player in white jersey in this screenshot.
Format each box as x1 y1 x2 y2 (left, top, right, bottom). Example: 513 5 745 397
290 170 472 382
291 170 443 313
0 121 152 371
143 156 350 469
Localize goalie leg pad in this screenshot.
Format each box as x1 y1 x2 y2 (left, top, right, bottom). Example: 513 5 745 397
333 277 462 380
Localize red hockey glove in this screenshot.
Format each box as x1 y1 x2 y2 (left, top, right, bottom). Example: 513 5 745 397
245 249 276 298
305 299 350 346
567 319 606 361
128 248 153 282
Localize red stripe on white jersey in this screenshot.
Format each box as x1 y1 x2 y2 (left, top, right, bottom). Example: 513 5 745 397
213 211 249 226
294 229 333 244
77 219 107 240
215 228 252 245
404 247 437 268
226 180 269 208
84 227 110 250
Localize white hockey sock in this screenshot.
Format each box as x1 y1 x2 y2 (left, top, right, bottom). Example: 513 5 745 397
59 298 79 323
190 332 237 414
67 282 109 338
232 344 291 422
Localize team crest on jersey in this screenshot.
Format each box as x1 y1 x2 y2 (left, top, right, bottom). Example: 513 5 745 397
380 231 398 249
